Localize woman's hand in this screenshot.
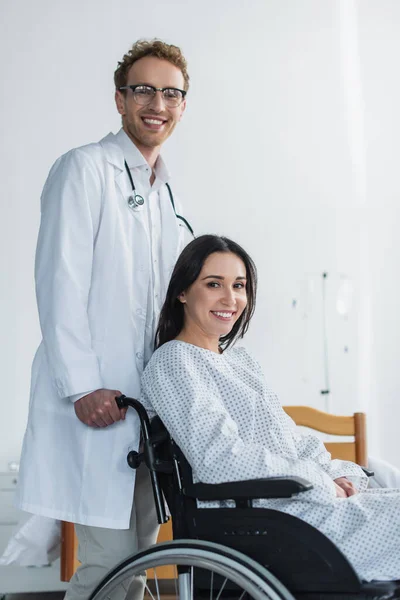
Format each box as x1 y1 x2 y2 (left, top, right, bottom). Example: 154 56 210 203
334 477 358 497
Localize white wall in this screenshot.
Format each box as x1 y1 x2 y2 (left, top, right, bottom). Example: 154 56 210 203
1 0 399 471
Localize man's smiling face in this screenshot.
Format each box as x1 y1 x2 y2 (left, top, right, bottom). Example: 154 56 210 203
115 55 186 153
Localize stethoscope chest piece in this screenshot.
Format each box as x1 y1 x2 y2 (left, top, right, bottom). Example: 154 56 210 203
127 193 145 211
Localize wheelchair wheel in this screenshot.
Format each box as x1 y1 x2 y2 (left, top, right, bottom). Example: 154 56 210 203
90 540 295 600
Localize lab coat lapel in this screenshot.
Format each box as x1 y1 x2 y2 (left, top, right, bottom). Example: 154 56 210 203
99 132 147 229
99 133 126 199
99 132 125 171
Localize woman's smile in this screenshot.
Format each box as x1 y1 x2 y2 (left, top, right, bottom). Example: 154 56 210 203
210 310 236 321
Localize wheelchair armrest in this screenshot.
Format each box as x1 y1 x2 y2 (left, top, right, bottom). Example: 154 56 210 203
361 467 374 477
183 476 313 501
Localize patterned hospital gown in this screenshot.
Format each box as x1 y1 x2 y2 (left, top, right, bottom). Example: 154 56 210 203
140 340 400 582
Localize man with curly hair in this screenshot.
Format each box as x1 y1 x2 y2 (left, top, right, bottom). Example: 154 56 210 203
16 39 192 599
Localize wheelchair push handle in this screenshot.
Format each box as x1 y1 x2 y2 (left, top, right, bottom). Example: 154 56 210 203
115 395 125 410
115 394 169 525
116 394 150 429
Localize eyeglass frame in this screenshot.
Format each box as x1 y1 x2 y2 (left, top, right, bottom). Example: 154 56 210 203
118 84 187 107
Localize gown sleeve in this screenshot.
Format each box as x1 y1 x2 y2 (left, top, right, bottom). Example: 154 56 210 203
141 344 340 503
245 350 369 491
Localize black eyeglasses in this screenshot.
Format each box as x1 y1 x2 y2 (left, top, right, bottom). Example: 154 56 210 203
118 84 187 107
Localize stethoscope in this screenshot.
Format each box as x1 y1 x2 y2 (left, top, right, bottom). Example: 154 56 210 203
124 160 194 237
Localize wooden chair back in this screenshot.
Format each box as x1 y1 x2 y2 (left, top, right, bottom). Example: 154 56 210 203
283 406 367 466
60 407 367 582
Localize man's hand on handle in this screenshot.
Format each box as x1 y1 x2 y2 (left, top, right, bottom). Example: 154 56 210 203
74 389 127 427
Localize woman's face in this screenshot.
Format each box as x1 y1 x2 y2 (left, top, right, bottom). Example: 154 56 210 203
179 251 248 339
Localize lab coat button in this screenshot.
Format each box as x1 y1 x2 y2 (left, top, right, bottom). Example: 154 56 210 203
136 308 144 316
136 352 143 360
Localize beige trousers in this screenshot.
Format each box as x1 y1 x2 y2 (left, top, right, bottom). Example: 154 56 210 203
64 464 159 600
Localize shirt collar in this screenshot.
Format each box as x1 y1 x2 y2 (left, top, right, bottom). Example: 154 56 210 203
154 154 170 185
114 128 171 184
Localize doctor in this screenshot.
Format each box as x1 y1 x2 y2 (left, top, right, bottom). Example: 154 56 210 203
16 39 192 600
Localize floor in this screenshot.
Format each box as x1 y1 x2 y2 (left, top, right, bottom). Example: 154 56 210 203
5 592 175 599
3 585 175 599
4 595 175 600
6 592 64 600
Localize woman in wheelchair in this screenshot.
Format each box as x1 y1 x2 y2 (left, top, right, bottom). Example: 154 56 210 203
140 234 400 585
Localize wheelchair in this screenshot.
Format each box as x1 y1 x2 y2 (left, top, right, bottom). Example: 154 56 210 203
89 396 400 600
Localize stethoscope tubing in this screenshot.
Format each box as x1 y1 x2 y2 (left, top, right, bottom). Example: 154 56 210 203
124 160 144 207
124 160 194 237
165 182 194 237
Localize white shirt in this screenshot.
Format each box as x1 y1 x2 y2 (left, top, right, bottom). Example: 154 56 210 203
71 128 172 401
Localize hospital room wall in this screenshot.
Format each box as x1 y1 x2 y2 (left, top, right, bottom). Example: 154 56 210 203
1 0 399 472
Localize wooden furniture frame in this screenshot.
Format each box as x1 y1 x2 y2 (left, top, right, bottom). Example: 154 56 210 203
283 406 367 466
60 407 367 583
60 520 79 583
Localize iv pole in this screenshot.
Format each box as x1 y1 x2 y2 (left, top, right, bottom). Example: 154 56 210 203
321 272 331 412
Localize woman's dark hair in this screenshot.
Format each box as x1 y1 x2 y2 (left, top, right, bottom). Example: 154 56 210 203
155 234 257 350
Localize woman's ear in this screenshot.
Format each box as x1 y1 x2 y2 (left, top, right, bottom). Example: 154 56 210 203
177 292 186 304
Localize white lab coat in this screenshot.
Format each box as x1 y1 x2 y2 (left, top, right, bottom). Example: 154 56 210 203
16 132 187 529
